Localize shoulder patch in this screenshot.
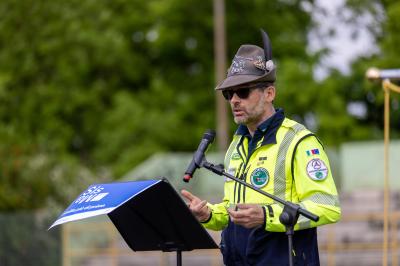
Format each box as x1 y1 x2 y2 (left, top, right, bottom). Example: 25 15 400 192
306 159 328 181
306 149 320 156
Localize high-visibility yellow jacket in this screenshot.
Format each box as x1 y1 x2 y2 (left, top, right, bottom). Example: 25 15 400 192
202 116 341 232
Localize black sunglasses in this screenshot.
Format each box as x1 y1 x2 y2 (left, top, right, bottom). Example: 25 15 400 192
222 83 273 101
222 88 253 101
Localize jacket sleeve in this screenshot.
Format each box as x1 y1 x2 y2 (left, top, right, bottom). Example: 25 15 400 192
200 199 230 231
201 137 239 231
264 136 341 232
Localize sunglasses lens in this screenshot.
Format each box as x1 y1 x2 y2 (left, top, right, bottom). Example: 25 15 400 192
222 88 251 100
222 90 232 100
236 89 250 99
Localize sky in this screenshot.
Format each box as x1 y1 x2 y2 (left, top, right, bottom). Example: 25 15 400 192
307 0 380 80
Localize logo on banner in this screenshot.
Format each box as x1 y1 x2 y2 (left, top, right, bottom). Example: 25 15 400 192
74 185 109 204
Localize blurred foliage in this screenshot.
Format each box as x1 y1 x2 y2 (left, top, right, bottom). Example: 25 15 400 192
0 0 314 210
0 0 398 212
0 211 60 266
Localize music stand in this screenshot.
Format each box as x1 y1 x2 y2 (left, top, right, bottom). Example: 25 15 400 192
49 178 218 266
108 178 218 266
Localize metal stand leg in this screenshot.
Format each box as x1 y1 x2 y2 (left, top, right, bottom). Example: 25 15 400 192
177 250 182 266
280 202 301 266
288 232 294 266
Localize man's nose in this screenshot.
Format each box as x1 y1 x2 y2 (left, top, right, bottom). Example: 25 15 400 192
230 92 241 103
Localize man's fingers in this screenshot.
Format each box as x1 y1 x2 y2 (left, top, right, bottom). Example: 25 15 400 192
191 200 210 221
195 200 208 210
227 209 245 218
228 204 265 228
181 189 196 201
235 203 255 209
191 200 207 213
181 190 210 222
228 209 251 224
228 206 258 219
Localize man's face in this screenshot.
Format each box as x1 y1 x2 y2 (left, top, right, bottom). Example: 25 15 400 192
223 86 274 126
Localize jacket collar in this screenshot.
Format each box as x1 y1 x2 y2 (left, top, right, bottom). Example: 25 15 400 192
235 108 285 145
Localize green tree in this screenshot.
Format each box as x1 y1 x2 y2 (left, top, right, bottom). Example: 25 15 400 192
95 0 321 176
0 0 335 210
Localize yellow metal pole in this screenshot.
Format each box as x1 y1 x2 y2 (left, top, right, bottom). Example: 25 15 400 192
382 83 390 266
382 79 400 266
383 79 400 94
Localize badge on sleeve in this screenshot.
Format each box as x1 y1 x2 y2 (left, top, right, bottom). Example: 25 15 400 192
306 149 319 156
306 159 328 181
250 168 269 188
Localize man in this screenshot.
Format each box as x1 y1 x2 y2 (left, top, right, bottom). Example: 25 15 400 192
181 30 341 266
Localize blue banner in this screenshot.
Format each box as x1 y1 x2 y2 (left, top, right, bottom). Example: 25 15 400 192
49 179 161 229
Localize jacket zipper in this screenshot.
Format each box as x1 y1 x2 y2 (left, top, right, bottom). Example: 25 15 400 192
237 136 266 204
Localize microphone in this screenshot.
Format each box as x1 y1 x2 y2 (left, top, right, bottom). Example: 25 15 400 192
183 129 216 182
366 67 400 80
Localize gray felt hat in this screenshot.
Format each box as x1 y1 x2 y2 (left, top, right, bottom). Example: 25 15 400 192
215 29 276 90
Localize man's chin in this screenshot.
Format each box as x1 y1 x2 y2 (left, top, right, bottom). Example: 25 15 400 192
234 117 247 125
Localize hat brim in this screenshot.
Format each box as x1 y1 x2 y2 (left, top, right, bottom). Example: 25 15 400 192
215 70 275 90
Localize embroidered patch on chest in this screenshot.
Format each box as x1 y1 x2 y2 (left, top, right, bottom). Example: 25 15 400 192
231 153 241 160
257 156 267 166
306 159 328 181
250 167 270 188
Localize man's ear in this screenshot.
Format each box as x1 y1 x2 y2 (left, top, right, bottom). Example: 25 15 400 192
264 86 275 103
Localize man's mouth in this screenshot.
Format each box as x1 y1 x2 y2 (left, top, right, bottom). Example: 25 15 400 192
233 109 244 117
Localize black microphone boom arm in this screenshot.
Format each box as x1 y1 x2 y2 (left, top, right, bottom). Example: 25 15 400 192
202 161 319 222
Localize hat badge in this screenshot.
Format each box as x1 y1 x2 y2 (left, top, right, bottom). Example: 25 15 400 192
230 57 245 74
253 56 266 71
253 56 274 72
265 60 274 72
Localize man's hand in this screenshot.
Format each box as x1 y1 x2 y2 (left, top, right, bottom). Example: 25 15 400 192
227 203 265 228
181 189 211 222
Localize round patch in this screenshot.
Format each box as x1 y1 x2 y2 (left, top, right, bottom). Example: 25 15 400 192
306 159 328 181
250 168 269 188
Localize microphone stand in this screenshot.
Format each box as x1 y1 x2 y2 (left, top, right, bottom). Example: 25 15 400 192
200 159 319 266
